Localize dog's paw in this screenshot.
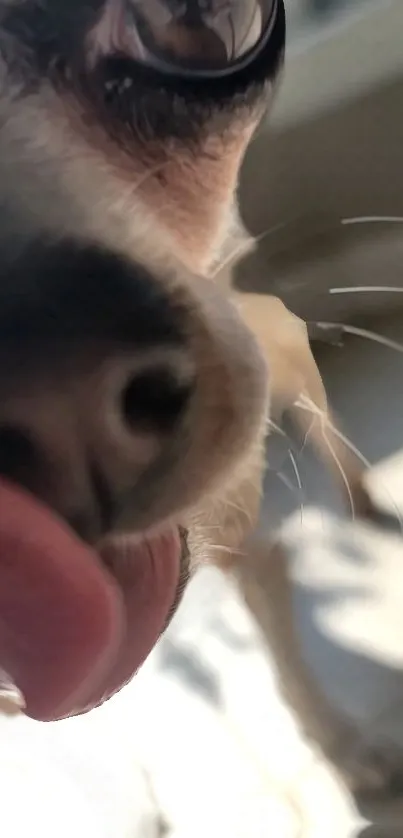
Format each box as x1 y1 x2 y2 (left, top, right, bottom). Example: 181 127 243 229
334 737 403 799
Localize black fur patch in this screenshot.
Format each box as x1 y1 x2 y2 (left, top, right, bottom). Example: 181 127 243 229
0 238 186 349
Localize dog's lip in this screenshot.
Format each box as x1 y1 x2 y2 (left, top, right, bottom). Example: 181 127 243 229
0 478 188 722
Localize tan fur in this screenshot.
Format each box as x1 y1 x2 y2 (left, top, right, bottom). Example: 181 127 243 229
233 291 370 510
147 124 259 274
0 1 388 793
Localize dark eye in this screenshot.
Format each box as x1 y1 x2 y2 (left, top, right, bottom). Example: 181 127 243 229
117 0 278 76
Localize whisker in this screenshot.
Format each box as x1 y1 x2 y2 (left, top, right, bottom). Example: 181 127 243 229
288 450 302 492
295 394 355 521
221 495 254 526
208 544 243 557
267 417 287 437
330 286 403 295
315 322 403 355
288 449 304 525
341 216 403 226
323 427 355 522
297 396 367 468
210 220 288 280
296 394 403 534
222 498 248 517
299 416 316 455
276 471 298 493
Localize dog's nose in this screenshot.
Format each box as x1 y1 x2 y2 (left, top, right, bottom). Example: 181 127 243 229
0 351 193 538
0 239 268 541
0 242 195 535
119 359 192 432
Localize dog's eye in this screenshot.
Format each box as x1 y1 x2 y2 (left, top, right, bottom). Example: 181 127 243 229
108 0 278 77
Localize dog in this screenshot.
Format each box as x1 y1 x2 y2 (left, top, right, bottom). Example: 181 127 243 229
0 0 396 802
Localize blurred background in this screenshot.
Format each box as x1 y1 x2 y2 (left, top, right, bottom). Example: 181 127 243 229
287 0 379 39
238 0 403 325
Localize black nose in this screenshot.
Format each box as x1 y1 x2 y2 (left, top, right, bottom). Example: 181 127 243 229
0 240 194 533
0 239 186 349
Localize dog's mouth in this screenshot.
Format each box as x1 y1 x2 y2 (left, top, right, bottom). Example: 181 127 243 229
0 478 189 723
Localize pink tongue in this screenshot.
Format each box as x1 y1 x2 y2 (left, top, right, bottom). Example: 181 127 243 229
0 479 180 721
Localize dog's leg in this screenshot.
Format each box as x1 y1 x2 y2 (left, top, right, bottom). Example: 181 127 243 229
207 469 366 792
235 536 349 756
230 535 403 797
221 292 403 794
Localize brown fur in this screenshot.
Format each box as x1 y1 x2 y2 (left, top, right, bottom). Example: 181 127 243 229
0 0 393 795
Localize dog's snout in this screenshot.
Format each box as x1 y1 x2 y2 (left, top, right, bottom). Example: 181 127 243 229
0 241 198 533
0 240 268 540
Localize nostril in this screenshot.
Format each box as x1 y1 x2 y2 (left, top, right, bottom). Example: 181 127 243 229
0 425 41 488
121 366 192 433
